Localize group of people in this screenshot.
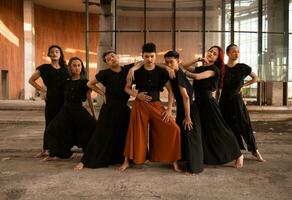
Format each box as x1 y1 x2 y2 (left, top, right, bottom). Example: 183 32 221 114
29 42 265 175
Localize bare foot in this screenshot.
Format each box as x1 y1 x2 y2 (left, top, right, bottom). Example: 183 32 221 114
70 152 78 160
34 150 49 158
234 154 244 168
118 162 129 171
40 156 58 162
144 160 151 164
173 161 182 172
252 150 266 162
74 162 84 171
184 171 195 176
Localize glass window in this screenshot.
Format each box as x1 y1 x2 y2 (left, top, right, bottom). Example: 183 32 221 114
146 0 172 31
224 0 231 32
147 32 172 63
263 0 284 32
111 0 291 104
234 0 258 32
234 33 258 72
206 0 223 31
261 33 287 81
116 32 144 64
262 0 287 82
176 32 202 62
176 0 202 31
116 0 144 30
205 32 222 50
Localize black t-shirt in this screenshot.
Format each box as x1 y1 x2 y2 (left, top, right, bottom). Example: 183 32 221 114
222 63 252 92
37 64 69 98
193 65 220 92
170 68 193 104
95 64 134 102
133 65 169 92
64 79 89 104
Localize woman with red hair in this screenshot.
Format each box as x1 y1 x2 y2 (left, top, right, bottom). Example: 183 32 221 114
184 46 243 168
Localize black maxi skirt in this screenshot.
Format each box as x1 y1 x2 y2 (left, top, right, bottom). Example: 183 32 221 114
47 103 96 159
81 101 130 168
176 101 204 173
195 90 241 165
219 91 257 152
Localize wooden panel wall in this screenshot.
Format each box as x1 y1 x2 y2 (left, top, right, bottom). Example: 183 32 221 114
34 5 99 81
0 0 24 99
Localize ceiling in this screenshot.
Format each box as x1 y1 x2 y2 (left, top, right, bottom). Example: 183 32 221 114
33 0 101 13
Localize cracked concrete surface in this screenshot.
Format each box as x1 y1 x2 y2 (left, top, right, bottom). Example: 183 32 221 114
0 104 292 200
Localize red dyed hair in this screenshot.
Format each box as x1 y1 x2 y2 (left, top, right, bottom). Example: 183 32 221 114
208 45 225 89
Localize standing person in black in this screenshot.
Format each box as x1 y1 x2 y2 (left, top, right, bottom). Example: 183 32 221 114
29 45 69 158
41 57 96 161
164 51 204 174
74 51 139 170
184 46 244 168
219 44 265 162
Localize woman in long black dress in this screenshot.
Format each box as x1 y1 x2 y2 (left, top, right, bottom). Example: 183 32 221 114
29 45 69 157
164 51 204 174
74 51 138 170
42 57 96 161
219 44 265 162
184 46 243 168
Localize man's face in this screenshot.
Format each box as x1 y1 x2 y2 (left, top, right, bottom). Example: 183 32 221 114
48 47 61 61
227 46 240 60
142 52 156 65
164 57 179 70
105 52 119 66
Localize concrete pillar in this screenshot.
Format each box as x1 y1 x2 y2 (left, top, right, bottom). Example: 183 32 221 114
95 0 114 112
266 81 283 106
265 0 289 105
23 0 35 100
98 0 114 71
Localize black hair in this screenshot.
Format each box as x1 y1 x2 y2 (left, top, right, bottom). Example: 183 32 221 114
68 57 87 79
226 44 238 54
102 50 115 63
164 50 180 59
47 45 66 68
142 42 156 53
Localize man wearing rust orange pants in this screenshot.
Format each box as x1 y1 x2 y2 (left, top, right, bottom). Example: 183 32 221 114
119 43 181 172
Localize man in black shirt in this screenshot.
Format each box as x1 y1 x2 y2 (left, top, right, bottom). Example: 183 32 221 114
74 51 141 170
120 43 181 172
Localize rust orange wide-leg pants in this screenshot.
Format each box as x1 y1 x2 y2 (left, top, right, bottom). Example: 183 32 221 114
124 99 181 164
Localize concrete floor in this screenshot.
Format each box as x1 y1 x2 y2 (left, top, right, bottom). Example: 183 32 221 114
0 102 291 200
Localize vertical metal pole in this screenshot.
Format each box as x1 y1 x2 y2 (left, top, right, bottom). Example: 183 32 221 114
258 0 263 105
114 0 117 52
283 0 289 105
172 0 176 50
85 0 90 78
144 0 146 44
221 0 225 48
231 0 234 44
202 0 206 57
